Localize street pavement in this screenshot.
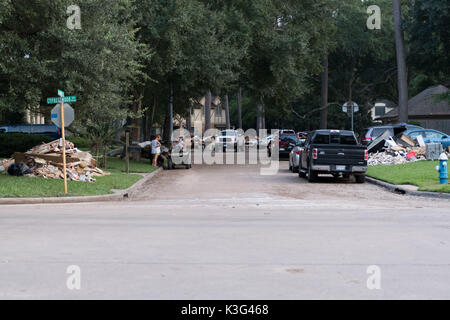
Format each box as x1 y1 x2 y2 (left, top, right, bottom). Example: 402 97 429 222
0 160 449 299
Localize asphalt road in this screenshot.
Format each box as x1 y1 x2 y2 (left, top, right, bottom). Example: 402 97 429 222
1 160 449 299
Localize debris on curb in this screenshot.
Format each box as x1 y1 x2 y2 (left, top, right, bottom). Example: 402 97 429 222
368 132 449 166
6 140 109 182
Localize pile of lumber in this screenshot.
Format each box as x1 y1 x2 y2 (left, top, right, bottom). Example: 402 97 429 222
8 140 109 182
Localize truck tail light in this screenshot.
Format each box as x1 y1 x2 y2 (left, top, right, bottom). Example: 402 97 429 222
364 150 368 161
313 148 318 160
362 137 372 142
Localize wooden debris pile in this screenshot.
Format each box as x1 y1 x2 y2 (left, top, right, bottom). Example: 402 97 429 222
368 133 431 166
10 140 109 182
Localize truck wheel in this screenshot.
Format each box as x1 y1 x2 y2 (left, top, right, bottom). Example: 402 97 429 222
355 174 365 184
308 163 317 182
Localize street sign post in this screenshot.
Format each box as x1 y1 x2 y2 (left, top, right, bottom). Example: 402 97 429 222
342 101 359 131
47 91 77 194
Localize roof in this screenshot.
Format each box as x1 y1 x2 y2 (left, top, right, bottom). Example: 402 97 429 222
379 85 449 119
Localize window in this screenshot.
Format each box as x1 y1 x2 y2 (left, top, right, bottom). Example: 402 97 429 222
339 134 357 145
281 135 298 144
408 131 424 139
313 134 329 144
375 106 386 116
372 128 392 137
425 131 444 139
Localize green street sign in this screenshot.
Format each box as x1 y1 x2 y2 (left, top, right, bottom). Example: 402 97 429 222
47 96 77 104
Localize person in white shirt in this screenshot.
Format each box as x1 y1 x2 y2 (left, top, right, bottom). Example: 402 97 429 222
151 135 161 166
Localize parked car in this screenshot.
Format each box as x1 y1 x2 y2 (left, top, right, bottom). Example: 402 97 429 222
289 139 306 173
216 129 240 151
399 129 450 150
0 124 61 140
280 129 296 135
268 133 298 158
297 131 309 139
299 130 368 183
361 123 423 146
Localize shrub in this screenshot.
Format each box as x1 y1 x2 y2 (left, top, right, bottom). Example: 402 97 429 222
0 133 53 158
68 136 92 149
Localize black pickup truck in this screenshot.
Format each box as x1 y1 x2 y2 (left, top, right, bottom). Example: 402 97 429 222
299 130 368 183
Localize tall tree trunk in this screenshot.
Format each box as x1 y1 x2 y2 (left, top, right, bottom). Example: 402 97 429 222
163 102 170 142
131 90 143 142
224 94 231 129
204 90 212 132
320 57 329 129
146 96 157 140
262 104 266 129
237 87 242 129
393 0 409 122
169 84 174 142
186 107 192 134
257 103 264 132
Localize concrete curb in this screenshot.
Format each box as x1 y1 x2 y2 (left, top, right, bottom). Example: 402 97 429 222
0 167 163 205
366 176 450 200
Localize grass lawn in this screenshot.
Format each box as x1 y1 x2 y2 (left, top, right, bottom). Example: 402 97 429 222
103 156 156 173
0 157 157 198
367 160 450 193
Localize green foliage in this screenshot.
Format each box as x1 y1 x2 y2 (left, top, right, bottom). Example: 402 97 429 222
68 136 92 149
0 133 52 157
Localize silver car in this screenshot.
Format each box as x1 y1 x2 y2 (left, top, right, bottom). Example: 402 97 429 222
289 139 305 173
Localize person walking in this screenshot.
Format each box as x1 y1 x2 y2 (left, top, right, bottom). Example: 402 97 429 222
151 135 161 166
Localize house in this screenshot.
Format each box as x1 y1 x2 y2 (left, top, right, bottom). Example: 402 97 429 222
188 95 227 136
379 85 450 134
370 100 396 121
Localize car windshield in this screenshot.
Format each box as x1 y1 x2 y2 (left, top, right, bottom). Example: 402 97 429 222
221 130 236 136
372 128 392 137
280 135 298 143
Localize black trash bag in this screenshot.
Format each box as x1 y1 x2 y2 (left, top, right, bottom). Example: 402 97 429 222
7 162 32 176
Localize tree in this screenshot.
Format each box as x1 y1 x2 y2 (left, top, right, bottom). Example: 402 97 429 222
393 0 409 122
407 0 450 96
320 57 329 129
